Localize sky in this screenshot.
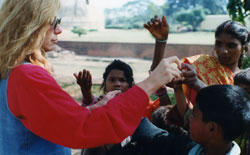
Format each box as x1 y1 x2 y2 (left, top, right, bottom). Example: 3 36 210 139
62 0 165 8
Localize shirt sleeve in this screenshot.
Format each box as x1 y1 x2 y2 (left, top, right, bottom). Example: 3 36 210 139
7 64 149 149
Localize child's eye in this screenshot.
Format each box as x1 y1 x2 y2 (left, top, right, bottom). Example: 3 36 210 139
119 78 127 82
108 78 115 82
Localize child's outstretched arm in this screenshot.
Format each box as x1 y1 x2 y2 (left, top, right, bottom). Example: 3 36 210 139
144 15 169 71
145 16 172 105
174 84 188 119
74 69 94 105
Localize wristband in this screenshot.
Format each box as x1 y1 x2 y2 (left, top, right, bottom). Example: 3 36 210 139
156 38 167 43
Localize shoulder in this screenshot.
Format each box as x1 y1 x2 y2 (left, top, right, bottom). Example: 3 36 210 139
184 54 215 64
11 64 49 76
9 64 56 86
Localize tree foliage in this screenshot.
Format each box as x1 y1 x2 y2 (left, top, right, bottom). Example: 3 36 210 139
105 0 162 29
176 7 206 31
71 26 87 37
227 0 250 25
163 0 227 16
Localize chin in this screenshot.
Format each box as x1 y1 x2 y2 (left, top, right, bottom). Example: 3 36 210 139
44 46 55 52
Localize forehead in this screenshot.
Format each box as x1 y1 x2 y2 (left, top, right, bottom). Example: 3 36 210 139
192 105 203 117
107 69 125 77
216 32 241 44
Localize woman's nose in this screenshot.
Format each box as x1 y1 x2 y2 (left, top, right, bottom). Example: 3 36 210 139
218 46 228 54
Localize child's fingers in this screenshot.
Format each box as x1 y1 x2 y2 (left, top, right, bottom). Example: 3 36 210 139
73 73 78 79
162 16 168 26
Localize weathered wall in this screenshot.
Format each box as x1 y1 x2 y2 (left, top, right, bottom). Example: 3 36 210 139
57 41 214 59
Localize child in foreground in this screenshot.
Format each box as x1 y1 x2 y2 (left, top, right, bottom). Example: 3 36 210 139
234 68 250 155
107 85 250 155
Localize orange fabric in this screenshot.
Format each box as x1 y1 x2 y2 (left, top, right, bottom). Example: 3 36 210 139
182 54 234 105
144 99 160 120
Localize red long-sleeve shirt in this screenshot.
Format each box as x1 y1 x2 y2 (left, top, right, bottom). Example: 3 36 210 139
7 64 149 149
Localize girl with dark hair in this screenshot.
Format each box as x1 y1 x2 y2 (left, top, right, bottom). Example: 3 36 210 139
74 59 135 107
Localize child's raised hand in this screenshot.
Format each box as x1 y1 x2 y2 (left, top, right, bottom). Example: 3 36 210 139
144 15 169 41
74 69 93 104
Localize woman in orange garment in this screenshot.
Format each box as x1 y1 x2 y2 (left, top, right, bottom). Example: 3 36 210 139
182 20 250 105
146 18 250 106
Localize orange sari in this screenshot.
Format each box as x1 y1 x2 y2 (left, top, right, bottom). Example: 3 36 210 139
182 54 234 105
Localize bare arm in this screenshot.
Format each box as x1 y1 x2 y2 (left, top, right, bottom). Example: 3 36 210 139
174 84 187 119
144 15 169 71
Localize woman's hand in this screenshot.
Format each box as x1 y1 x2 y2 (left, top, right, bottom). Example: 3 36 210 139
137 56 183 96
88 90 121 111
144 15 169 41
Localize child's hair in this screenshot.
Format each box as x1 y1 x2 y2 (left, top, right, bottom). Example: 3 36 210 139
100 59 134 92
234 68 250 86
196 85 250 141
215 20 250 68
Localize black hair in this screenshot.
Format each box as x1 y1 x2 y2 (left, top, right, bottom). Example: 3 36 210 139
215 20 250 68
196 85 250 141
100 59 134 92
234 68 250 86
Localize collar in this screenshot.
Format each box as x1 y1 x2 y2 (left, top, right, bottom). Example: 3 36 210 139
188 141 240 155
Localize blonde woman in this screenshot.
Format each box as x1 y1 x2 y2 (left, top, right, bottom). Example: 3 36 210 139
0 0 183 154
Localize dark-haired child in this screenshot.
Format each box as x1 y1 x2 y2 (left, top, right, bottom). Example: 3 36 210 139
108 85 250 155
234 68 250 154
74 59 134 107
234 68 250 95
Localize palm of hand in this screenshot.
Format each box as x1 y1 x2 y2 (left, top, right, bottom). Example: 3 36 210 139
149 25 169 40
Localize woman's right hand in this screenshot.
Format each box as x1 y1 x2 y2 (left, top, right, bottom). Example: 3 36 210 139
144 15 169 41
88 90 121 111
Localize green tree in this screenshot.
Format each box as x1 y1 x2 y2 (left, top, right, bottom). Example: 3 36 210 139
176 7 206 31
163 0 227 16
202 0 227 14
227 0 250 25
71 26 87 37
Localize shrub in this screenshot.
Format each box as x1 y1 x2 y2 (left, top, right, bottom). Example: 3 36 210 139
71 26 87 37
242 56 250 69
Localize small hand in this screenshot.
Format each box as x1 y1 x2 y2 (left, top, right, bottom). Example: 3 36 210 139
74 69 93 104
181 63 198 86
144 15 169 40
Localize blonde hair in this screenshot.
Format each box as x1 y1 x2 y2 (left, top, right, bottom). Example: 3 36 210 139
0 0 61 79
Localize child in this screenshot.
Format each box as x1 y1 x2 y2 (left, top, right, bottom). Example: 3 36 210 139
108 85 250 155
234 68 250 154
74 59 134 107
234 68 250 95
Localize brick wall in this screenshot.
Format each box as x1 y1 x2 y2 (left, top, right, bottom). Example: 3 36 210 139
57 41 214 59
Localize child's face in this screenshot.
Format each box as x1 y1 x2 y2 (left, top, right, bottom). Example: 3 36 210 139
236 84 250 96
189 105 210 145
105 69 130 93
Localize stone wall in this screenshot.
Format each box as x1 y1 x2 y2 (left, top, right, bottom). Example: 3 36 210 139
57 41 214 59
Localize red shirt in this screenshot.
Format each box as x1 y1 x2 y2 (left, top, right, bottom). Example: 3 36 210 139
7 64 149 149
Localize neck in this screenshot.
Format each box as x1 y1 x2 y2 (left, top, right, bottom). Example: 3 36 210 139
225 63 240 74
203 141 232 155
